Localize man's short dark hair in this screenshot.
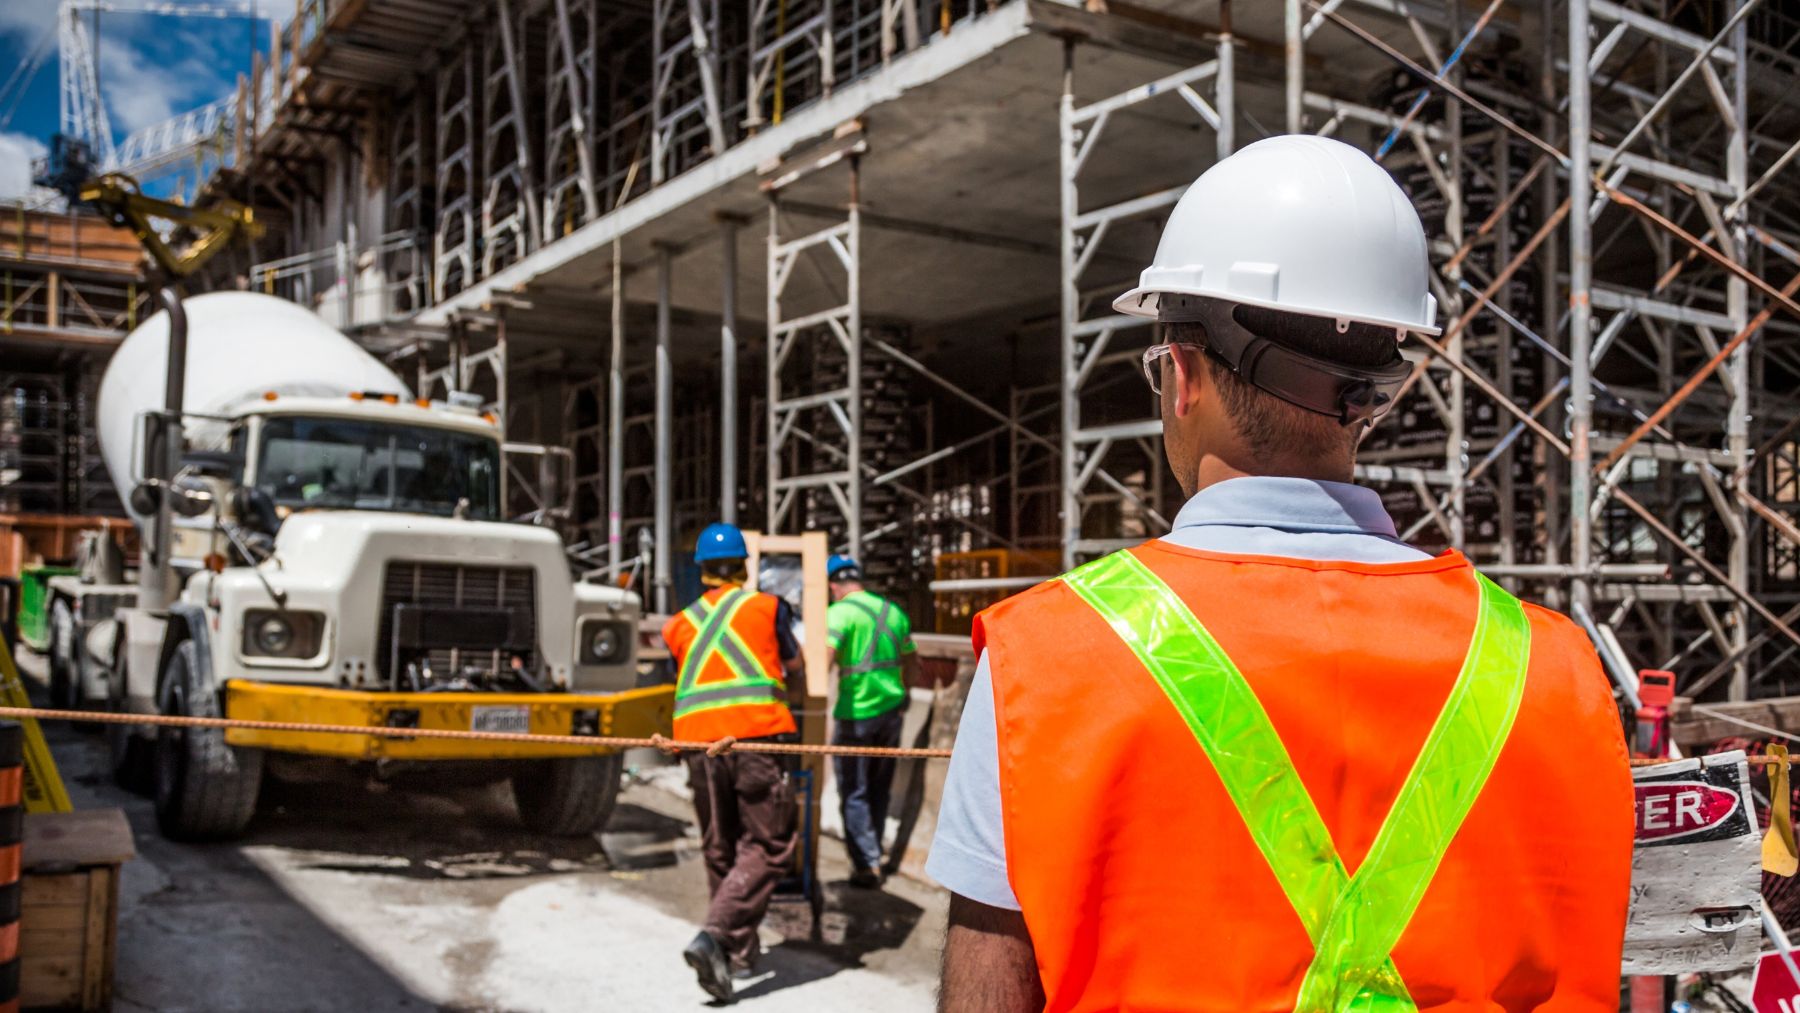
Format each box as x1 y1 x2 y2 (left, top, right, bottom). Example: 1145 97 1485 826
702 558 748 583
1166 305 1399 459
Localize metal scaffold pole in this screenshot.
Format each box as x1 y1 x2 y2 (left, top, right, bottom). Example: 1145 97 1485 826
655 243 675 613
608 240 625 577
720 214 740 525
1567 0 1595 614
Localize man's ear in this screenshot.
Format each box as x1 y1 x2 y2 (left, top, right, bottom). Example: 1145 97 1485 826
1171 345 1209 420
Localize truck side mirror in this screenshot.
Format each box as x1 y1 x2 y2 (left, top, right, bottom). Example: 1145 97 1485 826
182 449 245 482
129 477 210 518
233 486 281 535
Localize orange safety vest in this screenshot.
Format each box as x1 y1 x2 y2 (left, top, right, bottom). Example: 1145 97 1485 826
975 543 1633 1013
662 585 797 742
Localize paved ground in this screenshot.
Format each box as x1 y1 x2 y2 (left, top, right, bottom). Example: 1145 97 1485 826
16 650 945 1013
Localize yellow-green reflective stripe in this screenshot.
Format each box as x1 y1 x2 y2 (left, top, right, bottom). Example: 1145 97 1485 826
1292 573 1529 1012
1059 552 1362 953
677 591 746 694
1062 552 1531 1013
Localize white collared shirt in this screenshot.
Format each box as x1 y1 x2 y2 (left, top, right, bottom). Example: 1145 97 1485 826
924 476 1431 909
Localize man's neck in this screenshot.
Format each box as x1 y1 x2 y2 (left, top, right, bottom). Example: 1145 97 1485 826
1190 452 1352 495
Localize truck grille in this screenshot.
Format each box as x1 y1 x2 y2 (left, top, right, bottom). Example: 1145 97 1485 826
377 561 537 681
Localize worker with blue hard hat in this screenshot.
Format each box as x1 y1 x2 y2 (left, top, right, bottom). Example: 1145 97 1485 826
662 521 804 1002
824 553 918 889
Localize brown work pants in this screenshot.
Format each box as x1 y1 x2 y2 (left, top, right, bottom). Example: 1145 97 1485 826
686 747 799 966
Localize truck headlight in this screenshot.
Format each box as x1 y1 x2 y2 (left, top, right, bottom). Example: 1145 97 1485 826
579 619 632 665
242 609 325 659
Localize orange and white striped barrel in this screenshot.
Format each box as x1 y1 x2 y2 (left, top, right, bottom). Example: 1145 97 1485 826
0 721 21 1013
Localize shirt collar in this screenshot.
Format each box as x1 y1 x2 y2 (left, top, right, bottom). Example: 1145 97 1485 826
1171 476 1402 539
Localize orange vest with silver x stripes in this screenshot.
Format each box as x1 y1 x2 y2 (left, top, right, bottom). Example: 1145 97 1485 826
661 585 797 742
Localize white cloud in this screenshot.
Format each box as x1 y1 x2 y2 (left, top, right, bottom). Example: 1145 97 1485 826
97 33 227 135
0 1 58 44
0 131 48 200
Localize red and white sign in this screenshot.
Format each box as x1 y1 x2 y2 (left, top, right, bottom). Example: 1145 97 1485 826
1634 780 1740 842
1753 951 1800 1013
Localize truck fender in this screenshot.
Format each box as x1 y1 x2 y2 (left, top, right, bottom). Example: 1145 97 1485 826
158 604 220 705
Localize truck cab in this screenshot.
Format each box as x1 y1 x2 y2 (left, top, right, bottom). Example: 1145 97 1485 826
54 386 671 842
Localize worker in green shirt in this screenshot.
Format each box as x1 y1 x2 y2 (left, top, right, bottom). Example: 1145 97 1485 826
825 554 920 888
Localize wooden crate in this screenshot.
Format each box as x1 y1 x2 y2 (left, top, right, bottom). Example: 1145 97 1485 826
19 810 134 1012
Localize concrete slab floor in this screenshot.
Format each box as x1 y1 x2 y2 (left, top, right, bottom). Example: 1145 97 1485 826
15 650 946 1013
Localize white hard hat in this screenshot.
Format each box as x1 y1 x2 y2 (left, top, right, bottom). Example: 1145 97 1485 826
1114 135 1440 335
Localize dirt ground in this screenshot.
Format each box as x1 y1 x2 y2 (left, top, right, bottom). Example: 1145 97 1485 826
14 649 947 1012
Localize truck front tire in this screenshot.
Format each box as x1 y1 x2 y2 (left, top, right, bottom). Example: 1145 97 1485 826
510 753 623 836
154 640 263 841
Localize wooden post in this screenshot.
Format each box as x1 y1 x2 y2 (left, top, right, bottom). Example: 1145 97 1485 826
742 530 828 905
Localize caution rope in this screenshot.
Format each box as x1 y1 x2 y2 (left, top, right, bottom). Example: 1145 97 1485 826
0 706 953 760
0 706 1777 769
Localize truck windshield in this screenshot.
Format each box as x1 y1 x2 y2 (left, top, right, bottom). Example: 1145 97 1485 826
256 416 501 520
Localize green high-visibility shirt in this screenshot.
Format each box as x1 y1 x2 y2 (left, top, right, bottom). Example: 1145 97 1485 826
826 589 914 720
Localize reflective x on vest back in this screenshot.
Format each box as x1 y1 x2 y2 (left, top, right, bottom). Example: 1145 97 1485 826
674 589 783 718
1061 551 1531 1013
838 595 903 675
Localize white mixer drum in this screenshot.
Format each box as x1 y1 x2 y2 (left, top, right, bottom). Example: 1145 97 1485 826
98 291 409 527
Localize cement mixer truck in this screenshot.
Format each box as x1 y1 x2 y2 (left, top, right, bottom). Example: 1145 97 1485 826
43 291 671 840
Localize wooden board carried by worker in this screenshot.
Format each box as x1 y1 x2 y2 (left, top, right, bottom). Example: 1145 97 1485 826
1622 751 1763 974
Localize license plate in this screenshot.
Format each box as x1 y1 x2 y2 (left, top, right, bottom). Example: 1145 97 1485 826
471 705 531 734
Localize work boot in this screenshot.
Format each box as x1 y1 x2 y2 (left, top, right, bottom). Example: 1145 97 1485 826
849 867 881 889
683 930 735 1004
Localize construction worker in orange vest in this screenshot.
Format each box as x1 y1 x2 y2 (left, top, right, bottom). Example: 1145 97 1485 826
928 135 1634 1011
663 522 804 1004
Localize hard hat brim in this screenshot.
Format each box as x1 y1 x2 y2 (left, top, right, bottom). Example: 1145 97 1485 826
1112 286 1444 337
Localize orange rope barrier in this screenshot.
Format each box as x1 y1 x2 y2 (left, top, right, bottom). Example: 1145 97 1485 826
0 706 952 760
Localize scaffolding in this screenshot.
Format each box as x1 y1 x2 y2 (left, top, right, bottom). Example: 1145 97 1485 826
160 0 1800 702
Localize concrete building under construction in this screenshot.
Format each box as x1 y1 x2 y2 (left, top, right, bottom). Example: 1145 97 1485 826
8 0 1800 716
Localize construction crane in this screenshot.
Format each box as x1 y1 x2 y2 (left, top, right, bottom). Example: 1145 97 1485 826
36 0 265 200
78 173 260 278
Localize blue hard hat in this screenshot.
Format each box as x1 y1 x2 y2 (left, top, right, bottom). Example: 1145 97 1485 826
694 523 748 563
827 554 860 578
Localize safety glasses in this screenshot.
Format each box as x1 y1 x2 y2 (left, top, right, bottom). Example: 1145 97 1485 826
1140 342 1203 396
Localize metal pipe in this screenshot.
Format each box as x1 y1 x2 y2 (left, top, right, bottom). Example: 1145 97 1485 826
1284 0 1302 132
1216 0 1234 159
1568 0 1594 610
139 285 186 611
1727 2 1751 700
1570 600 1642 710
654 244 674 614
608 240 624 578
1059 39 1080 569
928 577 1046 593
846 157 864 559
719 215 739 524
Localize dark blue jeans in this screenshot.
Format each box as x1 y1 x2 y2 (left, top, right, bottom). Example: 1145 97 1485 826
833 704 905 872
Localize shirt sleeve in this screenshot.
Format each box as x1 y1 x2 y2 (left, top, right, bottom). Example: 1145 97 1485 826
925 651 1019 910
773 599 801 661
896 607 916 654
825 602 847 654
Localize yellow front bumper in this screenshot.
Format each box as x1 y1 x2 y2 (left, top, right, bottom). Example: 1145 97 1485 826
223 680 674 760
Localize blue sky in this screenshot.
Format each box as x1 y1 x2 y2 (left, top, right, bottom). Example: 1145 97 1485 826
1 0 276 199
